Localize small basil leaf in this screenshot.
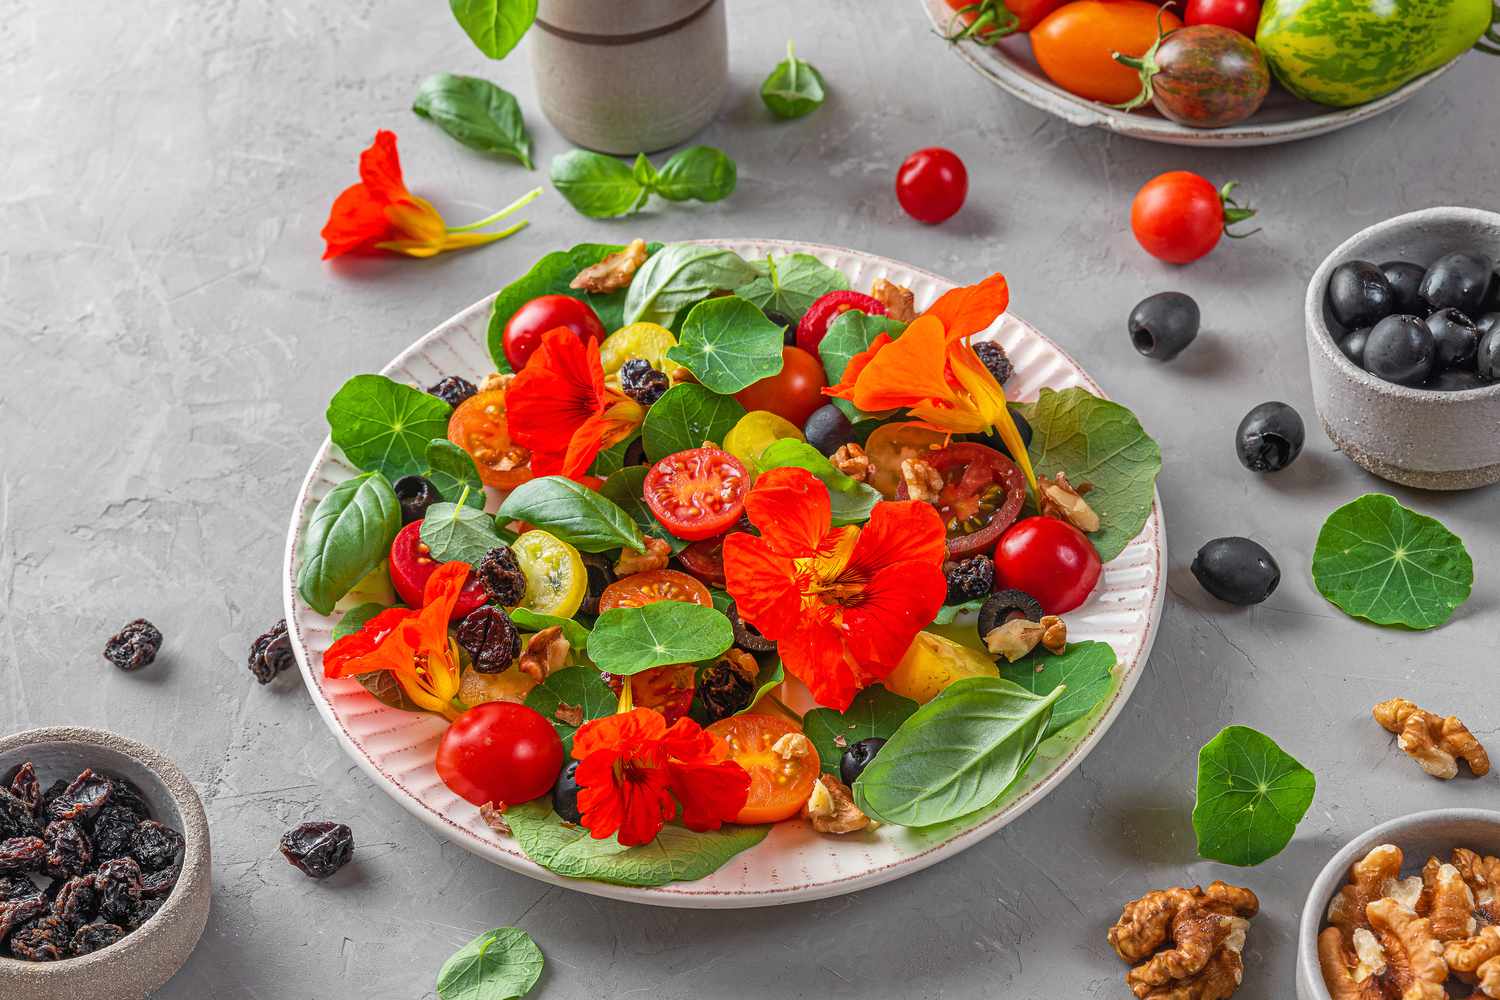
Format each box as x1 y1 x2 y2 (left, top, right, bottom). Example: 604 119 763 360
420 501 507 565
640 383 746 462
623 243 760 328
996 641 1116 740
549 150 646 219
498 476 644 553
756 439 879 525
586 602 733 676
435 926 544 1000
424 440 486 510
738 253 849 321
631 152 658 189
448 0 538 60
332 602 390 642
524 666 614 753
412 73 533 168
510 608 591 650
599 467 688 553
1193 725 1315 867
760 41 827 119
803 685 917 775
297 473 402 616
653 146 737 203
666 296 786 394
327 374 455 481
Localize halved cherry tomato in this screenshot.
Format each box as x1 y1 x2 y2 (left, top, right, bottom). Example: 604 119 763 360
600 665 696 724
501 294 606 371
993 516 1102 615
732 347 828 429
448 390 533 490
1031 1 1183 104
896 148 968 225
894 442 1026 559
706 714 821 824
597 569 713 612
436 702 564 806
863 422 948 498
643 447 749 542
677 534 730 588
796 292 886 356
389 521 487 619
511 530 587 618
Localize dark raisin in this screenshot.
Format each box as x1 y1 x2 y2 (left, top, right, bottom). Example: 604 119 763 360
50 875 99 928
46 770 112 823
43 821 92 879
7 763 41 819
476 546 527 606
0 837 44 873
697 657 758 723
977 588 1045 640
103 618 162 671
40 780 68 815
0 876 40 903
579 553 615 618
393 474 443 525
141 864 179 899
90 807 139 861
944 555 995 605
972 341 1014 385
103 778 152 821
95 857 143 925
71 921 125 956
279 821 354 879
455 606 521 674
247 618 296 685
427 375 478 409
130 820 182 872
0 894 47 944
9 914 69 961
726 602 775 654
618 358 669 406
0 789 41 839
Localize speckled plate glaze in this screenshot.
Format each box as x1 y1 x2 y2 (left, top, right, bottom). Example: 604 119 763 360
920 0 1459 147
283 239 1166 908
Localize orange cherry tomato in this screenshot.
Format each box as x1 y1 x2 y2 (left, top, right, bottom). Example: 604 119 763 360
597 569 713 613
733 347 828 430
447 390 533 490
706 714 821 825
1031 1 1183 104
600 665 696 724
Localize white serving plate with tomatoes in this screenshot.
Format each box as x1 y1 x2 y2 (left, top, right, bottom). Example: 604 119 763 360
283 239 1167 908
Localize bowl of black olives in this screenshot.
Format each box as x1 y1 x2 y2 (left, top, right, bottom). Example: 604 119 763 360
1306 206 1500 490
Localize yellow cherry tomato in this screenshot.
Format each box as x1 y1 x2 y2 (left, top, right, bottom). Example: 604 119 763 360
511 530 586 618
723 410 804 474
599 322 686 384
883 631 998 704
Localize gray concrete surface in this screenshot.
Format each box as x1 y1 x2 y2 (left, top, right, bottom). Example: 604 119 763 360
3 1 1497 997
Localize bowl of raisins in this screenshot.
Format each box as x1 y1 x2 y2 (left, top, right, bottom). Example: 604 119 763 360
0 726 210 1000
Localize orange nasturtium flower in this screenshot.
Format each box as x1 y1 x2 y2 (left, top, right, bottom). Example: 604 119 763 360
322 561 468 719
722 467 948 711
506 328 645 481
571 708 751 847
825 272 1037 490
320 130 540 260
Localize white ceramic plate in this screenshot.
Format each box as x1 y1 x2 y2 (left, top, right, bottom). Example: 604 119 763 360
920 0 1459 147
283 239 1167 908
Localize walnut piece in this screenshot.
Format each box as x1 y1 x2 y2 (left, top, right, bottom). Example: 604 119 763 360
831 442 871 483
984 618 1044 662
1373 697 1490 779
479 371 515 394
1039 615 1067 654
569 238 648 293
1107 881 1258 1000
870 277 917 323
1451 848 1500 923
1318 927 1386 1000
771 732 814 763
553 702 584 728
1427 863 1478 941
1038 471 1101 533
900 457 942 503
803 774 870 835
479 801 511 836
1329 845 1405 944
517 626 569 683
1366 897 1448 998
615 535 670 576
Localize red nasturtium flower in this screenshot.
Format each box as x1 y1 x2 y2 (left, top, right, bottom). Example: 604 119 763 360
323 561 468 719
506 329 645 480
722 467 948 710
320 130 539 260
571 708 751 846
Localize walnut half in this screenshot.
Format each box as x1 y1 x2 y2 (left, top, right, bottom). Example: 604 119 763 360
1373 697 1490 779
1108 881 1258 999
803 774 870 835
569 238 647 293
516 627 569 683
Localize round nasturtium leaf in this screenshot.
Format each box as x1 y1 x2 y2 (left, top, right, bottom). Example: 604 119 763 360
1192 725 1315 867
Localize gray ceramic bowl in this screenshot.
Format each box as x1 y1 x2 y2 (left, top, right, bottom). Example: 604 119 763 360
1306 206 1500 490
0 727 211 1000
1296 808 1500 999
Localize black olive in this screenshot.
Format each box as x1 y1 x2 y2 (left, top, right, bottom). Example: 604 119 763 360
1476 313 1499 338
727 602 775 653
840 737 886 786
578 554 616 617
803 404 857 457
1420 252 1494 316
1326 260 1393 329
1363 315 1436 386
1428 369 1487 392
762 309 795 346
1481 270 1500 314
1127 292 1199 361
393 475 441 525
1234 402 1304 473
1476 328 1500 382
1379 261 1427 315
1337 327 1371 366
552 760 582 824
979 406 1033 461
1190 537 1280 606
977 588 1044 640
1426 308 1480 370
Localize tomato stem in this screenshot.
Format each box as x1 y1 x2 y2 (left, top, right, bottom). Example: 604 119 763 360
1109 3 1177 113
941 1 1020 45
1218 181 1262 240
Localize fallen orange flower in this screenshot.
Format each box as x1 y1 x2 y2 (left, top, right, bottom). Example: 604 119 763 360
321 130 540 260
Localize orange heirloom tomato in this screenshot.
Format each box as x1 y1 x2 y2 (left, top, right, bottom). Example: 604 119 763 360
706 714 821 824
447 390 533 490
1031 1 1183 104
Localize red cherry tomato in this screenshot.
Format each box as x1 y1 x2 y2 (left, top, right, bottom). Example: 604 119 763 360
1185 0 1261 38
436 702 564 807
893 442 1026 559
643 447 750 541
1131 171 1254 265
896 147 968 224
677 534 729 588
993 516 1102 615
733 347 828 428
501 295 606 371
796 291 886 355
388 521 487 619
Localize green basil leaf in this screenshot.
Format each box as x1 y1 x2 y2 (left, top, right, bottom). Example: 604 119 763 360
505 800 769 886
448 0 537 60
1014 387 1162 562
757 439 880 525
640 383 746 462
436 926 544 1000
588 433 638 478
653 146 737 203
631 152 658 189
760 41 827 119
818 310 906 422
853 677 1061 827
498 476 644 553
1193 725 1315 867
332 602 390 641
739 253 849 321
623 244 760 328
665 296 786 394
420 501 507 565
599 467 688 553
549 150 647 219
587 602 734 676
996 641 1116 741
412 73 533 168
523 666 614 753
424 440 486 509
509 608 591 651
297 473 402 615
1311 493 1473 630
327 375 455 481
930 599 983 625
739 656 785 716
803 685 917 776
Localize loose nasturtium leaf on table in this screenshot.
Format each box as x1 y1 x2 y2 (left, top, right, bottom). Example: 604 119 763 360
435 926 544 1000
738 253 849 321
586 602 734 676
327 375 455 481
424 440 487 510
1014 387 1163 563
297 473 402 615
640 383 746 462
420 500 508 565
666 296 787 394
803 685 918 776
997 641 1116 741
412 73 533 168
623 244 760 328
1311 493 1473 630
598 467 688 553
498 476 644 554
524 666 614 753
1193 725 1315 867
757 439 881 525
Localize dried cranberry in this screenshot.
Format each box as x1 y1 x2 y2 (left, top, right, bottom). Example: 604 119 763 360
476 546 527 606
972 341 1013 385
46 770 112 823
90 806 140 861
130 820 183 872
279 821 354 879
0 837 44 873
70 921 124 956
95 857 143 926
9 914 69 961
427 375 478 409
248 618 296 685
455 605 521 673
43 820 92 879
7 764 41 819
103 618 162 671
50 875 99 928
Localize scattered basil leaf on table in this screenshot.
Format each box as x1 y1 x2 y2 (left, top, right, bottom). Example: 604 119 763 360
421 500 508 565
738 252 849 321
803 685 918 776
640 383 746 462
760 41 827 119
510 608 591 651
623 244 759 327
297 472 402 615
853 677 1062 827
435 926 544 1000
1193 725 1315 867
332 602 391 641
424 440 487 510
666 296 787 393
587 602 734 676
498 476 644 553
505 800 769 886
818 310 906 422
931 598 984 625
757 439 880 525
524 666 614 752
448 0 537 60
550 147 736 219
631 153 658 190
1311 493 1473 630
996 641 1116 741
412 73 533 168
327 374 455 481
653 146 737 202
1014 387 1163 563
599 467 688 553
